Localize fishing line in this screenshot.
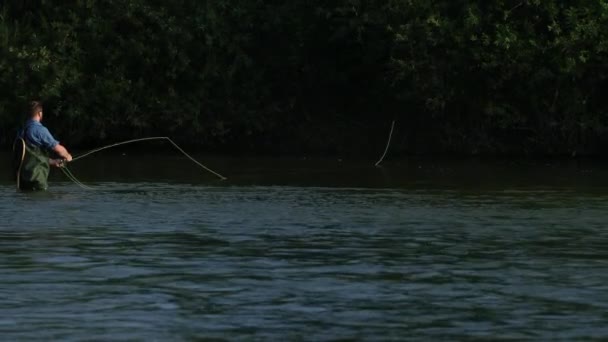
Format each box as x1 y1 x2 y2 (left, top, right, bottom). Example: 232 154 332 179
13 138 26 190
60 165 94 190
71 136 227 180
375 120 395 167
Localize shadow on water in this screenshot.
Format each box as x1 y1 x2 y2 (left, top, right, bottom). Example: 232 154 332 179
2 151 608 190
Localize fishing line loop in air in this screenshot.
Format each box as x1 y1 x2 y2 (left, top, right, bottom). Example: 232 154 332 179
60 136 227 189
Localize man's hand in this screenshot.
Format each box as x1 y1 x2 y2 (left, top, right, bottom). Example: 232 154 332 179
64 154 73 162
49 159 66 167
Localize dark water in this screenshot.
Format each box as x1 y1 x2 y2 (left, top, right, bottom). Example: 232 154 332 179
2 154 608 340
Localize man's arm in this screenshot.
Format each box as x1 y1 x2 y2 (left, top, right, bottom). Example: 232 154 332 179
53 144 73 162
37 127 72 162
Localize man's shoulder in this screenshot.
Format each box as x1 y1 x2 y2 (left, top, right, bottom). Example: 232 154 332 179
28 122 50 133
25 120 42 130
23 120 57 148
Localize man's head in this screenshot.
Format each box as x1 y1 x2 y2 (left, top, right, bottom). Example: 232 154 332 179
29 101 43 121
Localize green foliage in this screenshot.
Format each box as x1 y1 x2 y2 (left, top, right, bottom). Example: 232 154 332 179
388 0 608 154
0 1 607 155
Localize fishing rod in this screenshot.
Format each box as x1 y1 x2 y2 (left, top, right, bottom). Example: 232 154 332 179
60 137 227 189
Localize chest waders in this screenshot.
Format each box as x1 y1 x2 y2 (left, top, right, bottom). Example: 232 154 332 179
13 138 50 191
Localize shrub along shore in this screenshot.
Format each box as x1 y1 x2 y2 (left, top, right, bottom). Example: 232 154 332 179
1 1 607 156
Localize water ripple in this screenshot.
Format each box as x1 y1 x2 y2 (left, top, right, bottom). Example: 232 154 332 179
1 184 607 339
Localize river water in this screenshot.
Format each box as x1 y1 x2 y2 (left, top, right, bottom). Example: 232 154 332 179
1 154 608 340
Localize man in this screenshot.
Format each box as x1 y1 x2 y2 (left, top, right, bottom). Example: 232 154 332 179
13 101 73 191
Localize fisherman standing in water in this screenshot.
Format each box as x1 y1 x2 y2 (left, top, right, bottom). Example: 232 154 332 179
13 101 73 191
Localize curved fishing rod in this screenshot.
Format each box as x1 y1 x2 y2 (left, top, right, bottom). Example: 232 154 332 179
70 136 227 180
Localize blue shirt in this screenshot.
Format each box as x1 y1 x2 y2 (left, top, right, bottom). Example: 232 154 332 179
20 120 59 150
